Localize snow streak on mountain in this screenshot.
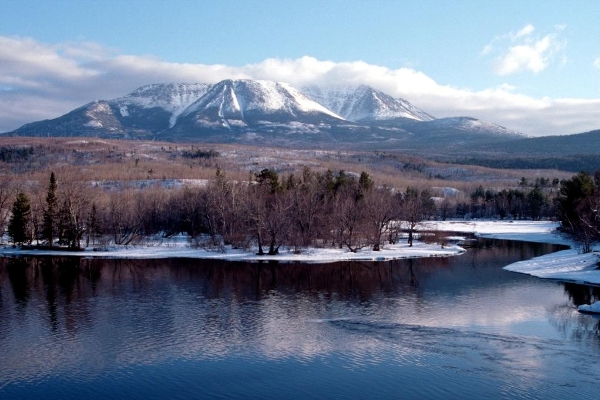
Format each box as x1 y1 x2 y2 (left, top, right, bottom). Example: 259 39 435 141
302 85 434 122
115 83 211 128
178 79 344 130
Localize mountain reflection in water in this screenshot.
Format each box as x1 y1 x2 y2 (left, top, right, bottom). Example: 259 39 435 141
1 238 600 399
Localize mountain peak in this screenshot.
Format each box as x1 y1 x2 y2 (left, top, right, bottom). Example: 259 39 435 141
301 84 434 122
178 79 344 128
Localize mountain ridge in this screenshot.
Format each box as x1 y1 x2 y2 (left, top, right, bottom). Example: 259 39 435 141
3 79 527 150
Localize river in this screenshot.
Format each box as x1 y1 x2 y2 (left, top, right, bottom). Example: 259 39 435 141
1 238 599 399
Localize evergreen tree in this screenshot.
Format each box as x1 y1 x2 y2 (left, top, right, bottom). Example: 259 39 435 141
527 185 546 220
42 172 58 246
358 171 374 192
8 192 31 245
57 199 72 247
556 171 599 252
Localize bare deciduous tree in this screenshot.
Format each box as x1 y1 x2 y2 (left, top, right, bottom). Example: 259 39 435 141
402 187 435 247
363 187 398 251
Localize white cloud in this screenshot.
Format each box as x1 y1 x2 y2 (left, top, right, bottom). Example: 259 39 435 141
515 24 535 39
483 25 567 76
0 35 598 137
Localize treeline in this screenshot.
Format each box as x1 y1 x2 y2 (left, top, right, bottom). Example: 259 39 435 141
5 168 437 254
5 166 583 255
453 184 554 220
453 155 600 173
0 146 33 163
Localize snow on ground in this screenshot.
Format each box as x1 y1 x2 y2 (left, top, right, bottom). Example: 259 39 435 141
425 220 600 294
419 220 567 245
578 301 600 314
503 249 600 284
0 239 465 263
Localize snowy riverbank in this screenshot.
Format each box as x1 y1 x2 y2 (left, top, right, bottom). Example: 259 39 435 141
0 237 465 263
425 220 600 288
2 220 599 288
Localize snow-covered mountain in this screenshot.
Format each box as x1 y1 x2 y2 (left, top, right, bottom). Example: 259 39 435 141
175 79 345 131
3 79 526 149
114 83 211 128
302 85 434 123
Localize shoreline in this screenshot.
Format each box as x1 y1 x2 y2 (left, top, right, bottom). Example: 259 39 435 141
420 220 600 288
2 220 599 287
0 238 466 263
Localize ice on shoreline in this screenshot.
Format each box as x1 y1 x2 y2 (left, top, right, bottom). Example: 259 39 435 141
0 239 465 263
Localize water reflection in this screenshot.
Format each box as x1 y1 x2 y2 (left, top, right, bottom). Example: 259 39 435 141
563 282 600 306
0 239 578 341
1 239 600 399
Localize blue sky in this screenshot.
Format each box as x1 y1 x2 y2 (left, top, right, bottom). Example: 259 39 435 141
1 0 599 136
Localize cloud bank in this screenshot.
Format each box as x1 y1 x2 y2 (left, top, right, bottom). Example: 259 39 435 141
1 35 598 137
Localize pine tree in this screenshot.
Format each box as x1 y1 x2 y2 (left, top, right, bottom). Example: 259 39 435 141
41 172 58 247
8 192 31 245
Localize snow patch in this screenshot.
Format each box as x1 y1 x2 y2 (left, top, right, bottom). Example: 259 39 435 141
504 249 600 284
578 301 600 314
84 120 103 128
0 240 465 263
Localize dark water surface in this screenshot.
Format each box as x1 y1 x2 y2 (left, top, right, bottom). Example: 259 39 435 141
1 238 600 399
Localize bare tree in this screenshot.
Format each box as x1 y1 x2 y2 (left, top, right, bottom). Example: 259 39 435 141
105 191 143 245
402 187 435 247
363 187 399 251
57 179 93 249
332 183 368 253
206 168 246 247
244 183 269 255
288 169 326 248
137 186 169 236
0 177 18 240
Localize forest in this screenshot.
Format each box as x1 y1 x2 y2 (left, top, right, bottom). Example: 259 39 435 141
3 165 568 255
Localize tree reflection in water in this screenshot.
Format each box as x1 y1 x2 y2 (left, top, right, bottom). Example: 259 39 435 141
0 239 584 336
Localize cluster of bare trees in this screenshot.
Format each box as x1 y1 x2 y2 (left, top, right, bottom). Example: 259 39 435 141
5 168 436 253
143 168 436 254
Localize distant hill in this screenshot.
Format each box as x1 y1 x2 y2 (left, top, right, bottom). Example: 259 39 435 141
435 129 600 172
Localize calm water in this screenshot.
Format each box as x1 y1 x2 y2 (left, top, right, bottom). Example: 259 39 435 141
1 238 600 399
